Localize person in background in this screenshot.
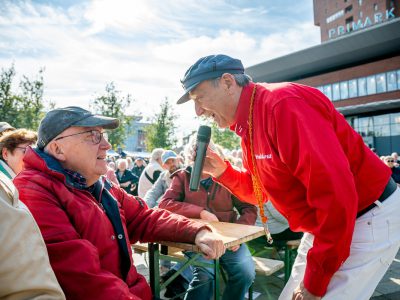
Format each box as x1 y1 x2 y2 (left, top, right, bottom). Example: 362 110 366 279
138 148 164 198
115 158 138 194
105 161 119 186
0 121 15 137
159 137 257 300
178 54 400 300
131 157 146 195
13 106 225 300
383 155 400 184
0 129 37 179
391 152 399 166
0 171 66 300
126 156 134 170
144 150 179 208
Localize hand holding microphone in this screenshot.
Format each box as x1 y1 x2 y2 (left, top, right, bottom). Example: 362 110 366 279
189 125 228 192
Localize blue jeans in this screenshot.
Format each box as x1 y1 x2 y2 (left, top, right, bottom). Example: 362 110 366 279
184 244 255 300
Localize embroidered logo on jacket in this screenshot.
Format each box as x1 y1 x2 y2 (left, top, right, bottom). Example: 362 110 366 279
255 154 272 160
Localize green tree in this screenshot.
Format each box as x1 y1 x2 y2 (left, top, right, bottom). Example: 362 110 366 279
145 97 177 150
210 122 240 150
0 65 46 130
91 82 133 149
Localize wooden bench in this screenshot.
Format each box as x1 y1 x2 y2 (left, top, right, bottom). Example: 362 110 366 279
132 242 284 276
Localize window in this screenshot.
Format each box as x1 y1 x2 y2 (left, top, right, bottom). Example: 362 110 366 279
397 70 400 89
390 112 400 124
387 71 397 91
358 77 367 96
374 3 378 11
359 11 363 18
345 5 353 13
324 85 333 100
332 83 341 101
367 75 376 95
349 79 358 98
340 81 349 99
374 114 390 125
359 0 363 6
346 16 354 24
376 73 386 93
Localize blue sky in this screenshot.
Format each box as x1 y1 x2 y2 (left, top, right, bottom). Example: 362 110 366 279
0 0 320 139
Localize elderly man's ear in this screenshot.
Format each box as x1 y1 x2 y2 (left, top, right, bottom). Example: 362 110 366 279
46 142 66 161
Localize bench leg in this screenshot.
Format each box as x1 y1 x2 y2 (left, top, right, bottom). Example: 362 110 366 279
214 258 220 300
248 283 254 300
149 243 160 297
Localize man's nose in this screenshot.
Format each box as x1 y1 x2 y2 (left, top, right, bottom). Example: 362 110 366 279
195 102 205 116
100 136 111 150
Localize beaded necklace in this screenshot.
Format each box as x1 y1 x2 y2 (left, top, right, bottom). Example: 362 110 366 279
248 84 273 244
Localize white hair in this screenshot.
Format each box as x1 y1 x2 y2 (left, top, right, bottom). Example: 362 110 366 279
116 158 128 169
150 148 164 162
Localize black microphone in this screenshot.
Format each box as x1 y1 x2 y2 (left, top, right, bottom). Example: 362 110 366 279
189 125 212 191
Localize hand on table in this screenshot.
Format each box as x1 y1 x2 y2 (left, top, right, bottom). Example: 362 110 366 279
292 282 321 300
194 229 225 260
200 210 219 222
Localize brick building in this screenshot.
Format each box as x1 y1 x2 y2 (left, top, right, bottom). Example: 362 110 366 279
246 1 400 155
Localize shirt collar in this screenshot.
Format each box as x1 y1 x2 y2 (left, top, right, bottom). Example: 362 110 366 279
64 169 88 189
0 159 16 179
230 82 255 138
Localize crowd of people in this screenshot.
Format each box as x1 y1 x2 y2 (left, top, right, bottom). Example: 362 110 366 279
1 53 400 300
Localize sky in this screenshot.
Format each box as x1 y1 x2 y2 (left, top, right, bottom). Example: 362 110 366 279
0 0 321 140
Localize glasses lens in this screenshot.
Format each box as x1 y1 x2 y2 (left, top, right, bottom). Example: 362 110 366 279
103 132 108 141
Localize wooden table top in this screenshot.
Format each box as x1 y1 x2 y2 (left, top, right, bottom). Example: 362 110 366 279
159 219 265 253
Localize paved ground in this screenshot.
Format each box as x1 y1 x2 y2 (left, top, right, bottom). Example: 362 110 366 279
133 248 400 300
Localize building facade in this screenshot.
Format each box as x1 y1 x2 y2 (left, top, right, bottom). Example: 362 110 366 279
123 116 149 152
246 1 400 155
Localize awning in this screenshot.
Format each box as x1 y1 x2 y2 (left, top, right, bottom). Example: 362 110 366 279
336 98 400 116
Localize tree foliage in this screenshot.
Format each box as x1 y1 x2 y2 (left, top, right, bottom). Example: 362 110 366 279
0 64 47 130
145 98 178 151
91 82 133 149
210 122 240 150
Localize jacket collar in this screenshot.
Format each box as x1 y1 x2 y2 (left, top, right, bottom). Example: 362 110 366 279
230 82 255 138
27 147 90 190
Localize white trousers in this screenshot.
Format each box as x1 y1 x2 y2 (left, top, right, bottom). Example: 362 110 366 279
279 188 400 300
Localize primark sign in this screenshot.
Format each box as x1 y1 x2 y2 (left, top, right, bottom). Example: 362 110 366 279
328 8 397 40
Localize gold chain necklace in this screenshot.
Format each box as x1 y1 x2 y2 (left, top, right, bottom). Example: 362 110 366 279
248 84 273 244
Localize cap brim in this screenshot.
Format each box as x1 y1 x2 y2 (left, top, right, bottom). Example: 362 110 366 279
74 115 120 129
176 81 200 104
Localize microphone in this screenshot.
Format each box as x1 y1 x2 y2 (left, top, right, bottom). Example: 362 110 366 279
189 125 212 191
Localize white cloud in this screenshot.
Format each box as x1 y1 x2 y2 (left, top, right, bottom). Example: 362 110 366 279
0 0 320 139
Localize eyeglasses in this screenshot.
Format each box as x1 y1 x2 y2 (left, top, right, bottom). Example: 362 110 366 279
15 146 29 154
387 160 395 163
55 130 108 145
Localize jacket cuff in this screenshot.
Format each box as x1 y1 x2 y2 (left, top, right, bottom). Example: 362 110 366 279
303 264 333 297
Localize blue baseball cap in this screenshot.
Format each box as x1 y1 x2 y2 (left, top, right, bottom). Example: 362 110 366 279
161 150 177 164
177 54 244 104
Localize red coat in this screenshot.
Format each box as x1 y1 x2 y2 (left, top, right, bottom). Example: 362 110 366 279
14 148 207 300
216 82 391 296
159 168 257 225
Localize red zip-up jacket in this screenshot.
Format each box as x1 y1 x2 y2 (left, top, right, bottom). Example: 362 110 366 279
14 148 208 300
216 82 391 296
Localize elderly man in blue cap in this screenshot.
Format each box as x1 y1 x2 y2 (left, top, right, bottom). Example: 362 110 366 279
14 106 226 300
177 54 400 300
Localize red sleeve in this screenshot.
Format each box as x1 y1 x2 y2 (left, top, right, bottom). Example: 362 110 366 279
15 181 140 300
215 161 258 205
271 97 357 296
158 175 204 218
115 187 207 244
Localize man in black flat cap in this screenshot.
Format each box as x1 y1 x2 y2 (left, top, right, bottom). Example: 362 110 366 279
14 106 225 300
177 54 400 300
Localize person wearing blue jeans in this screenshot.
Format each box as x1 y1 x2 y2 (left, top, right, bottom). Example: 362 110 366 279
184 244 255 300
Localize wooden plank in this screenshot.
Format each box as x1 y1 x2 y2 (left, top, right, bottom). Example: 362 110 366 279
253 257 284 276
159 220 265 252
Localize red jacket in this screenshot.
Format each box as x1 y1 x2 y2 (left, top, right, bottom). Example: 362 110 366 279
14 148 208 300
216 82 391 296
159 168 257 225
